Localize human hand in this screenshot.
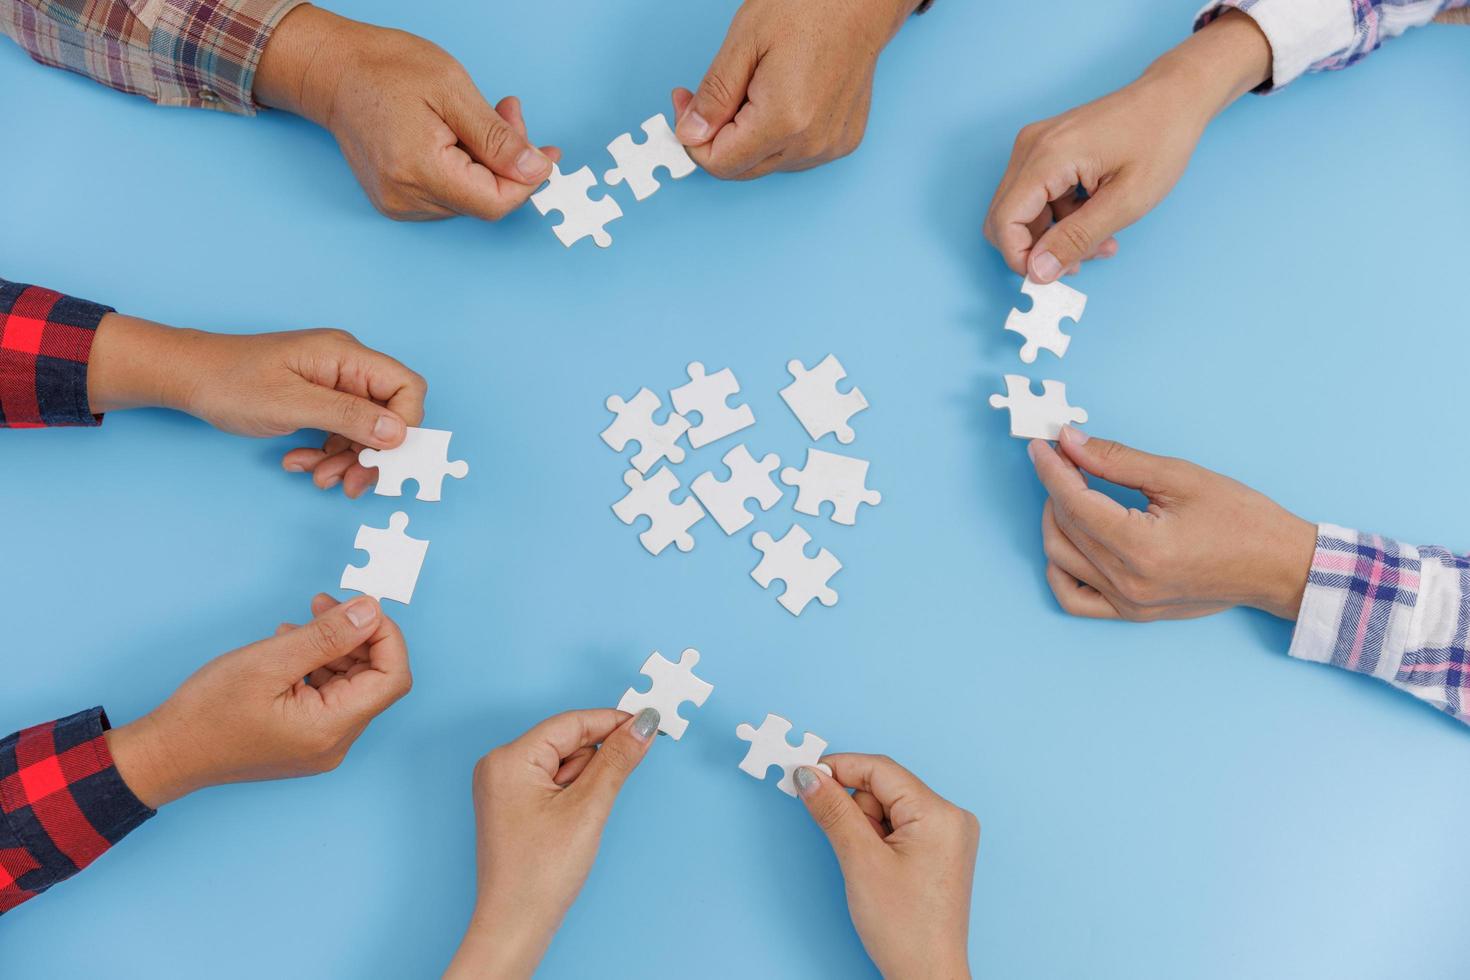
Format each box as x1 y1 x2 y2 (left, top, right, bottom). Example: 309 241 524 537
794 754 977 980
671 0 919 180
105 594 413 809
1029 426 1317 622
984 10 1272 282
445 707 660 979
254 6 560 221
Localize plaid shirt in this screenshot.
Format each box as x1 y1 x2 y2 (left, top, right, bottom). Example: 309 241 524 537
1 0 304 115
1292 524 1470 725
1196 0 1469 89
1 708 154 914
0 278 111 428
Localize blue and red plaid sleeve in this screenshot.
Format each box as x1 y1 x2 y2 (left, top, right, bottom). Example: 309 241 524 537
1290 524 1470 725
0 277 112 428
1 708 154 915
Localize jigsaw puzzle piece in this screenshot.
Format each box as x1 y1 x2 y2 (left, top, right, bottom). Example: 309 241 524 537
340 511 429 605
735 713 832 796
612 466 706 556
1004 277 1087 364
779 354 868 444
601 388 690 473
669 361 755 448
750 524 841 616
690 444 783 535
988 374 1088 441
358 427 469 502
530 164 623 248
603 113 696 201
617 648 714 740
780 448 881 526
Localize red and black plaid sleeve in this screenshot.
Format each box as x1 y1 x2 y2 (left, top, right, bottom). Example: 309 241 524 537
0 708 154 915
0 277 113 428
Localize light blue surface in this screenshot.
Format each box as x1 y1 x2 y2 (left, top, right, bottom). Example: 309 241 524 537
3 1 1469 976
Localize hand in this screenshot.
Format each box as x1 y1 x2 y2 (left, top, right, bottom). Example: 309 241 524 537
445 707 661 979
105 594 413 809
794 755 977 980
86 314 427 498
983 11 1272 282
254 6 560 221
1029 426 1317 622
671 0 919 180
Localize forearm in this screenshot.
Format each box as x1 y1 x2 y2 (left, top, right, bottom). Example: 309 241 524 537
445 903 558 980
1144 10 1272 121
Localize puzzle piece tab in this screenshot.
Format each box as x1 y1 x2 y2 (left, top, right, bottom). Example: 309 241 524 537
736 713 832 796
601 388 690 473
1004 277 1087 364
604 114 696 201
988 374 1088 440
690 444 783 535
750 524 840 616
617 649 714 740
359 427 469 502
780 448 881 526
340 511 429 605
531 164 623 248
669 361 755 448
612 466 706 556
779 354 868 444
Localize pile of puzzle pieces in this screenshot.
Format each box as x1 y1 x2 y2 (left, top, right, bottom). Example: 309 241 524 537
988 277 1092 440
604 354 881 616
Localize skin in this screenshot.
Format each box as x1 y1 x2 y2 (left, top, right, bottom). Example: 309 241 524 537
253 6 561 221
672 0 922 180
106 594 412 808
86 312 427 498
984 11 1273 283
1029 426 1318 623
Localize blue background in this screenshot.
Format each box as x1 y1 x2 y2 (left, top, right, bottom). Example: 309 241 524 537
3 1 1469 976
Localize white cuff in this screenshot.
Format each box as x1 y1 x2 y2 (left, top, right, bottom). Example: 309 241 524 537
1196 0 1356 89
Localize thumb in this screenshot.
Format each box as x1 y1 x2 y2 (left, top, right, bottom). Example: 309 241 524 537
1057 426 1172 491
1028 178 1144 283
444 90 552 185
265 597 381 680
576 707 659 808
794 765 881 867
675 34 756 146
291 383 407 451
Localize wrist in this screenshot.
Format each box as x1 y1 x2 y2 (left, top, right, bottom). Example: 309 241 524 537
87 314 192 415
104 712 201 809
253 5 354 124
1251 514 1318 621
1143 10 1272 120
447 901 557 979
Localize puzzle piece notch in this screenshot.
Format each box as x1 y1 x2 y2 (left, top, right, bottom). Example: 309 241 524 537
611 466 706 556
779 354 868 445
1004 277 1088 364
340 511 429 605
750 524 841 616
616 649 714 740
735 713 832 796
988 374 1088 441
690 444 783 535
358 427 469 502
530 164 623 248
603 114 696 202
601 388 690 473
669 361 755 449
780 448 881 527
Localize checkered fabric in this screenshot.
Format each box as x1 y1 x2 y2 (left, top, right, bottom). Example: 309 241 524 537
0 277 112 428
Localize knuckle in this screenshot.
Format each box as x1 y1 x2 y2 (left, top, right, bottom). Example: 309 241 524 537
481 119 516 161
309 617 348 657
812 794 848 831
1054 220 1095 257
698 70 736 109
598 739 638 776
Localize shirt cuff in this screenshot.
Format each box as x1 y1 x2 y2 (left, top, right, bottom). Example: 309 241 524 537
0 278 113 428
0 708 155 914
1194 0 1357 90
149 0 308 115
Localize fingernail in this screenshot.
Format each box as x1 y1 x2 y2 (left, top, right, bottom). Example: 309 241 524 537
373 415 403 443
515 147 551 182
793 766 821 798
344 598 377 628
1062 425 1089 446
1026 440 1040 463
284 462 305 473
631 707 660 742
323 475 342 490
677 110 710 142
1031 250 1062 282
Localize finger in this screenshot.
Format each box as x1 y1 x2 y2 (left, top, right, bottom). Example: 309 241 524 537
689 98 793 180
822 753 944 830
442 86 551 185
572 707 659 809
311 450 357 491
1045 561 1123 619
290 382 409 453
553 746 597 786
342 461 377 499
274 622 298 637
851 789 888 835
495 95 528 140
421 147 539 223
310 593 339 616
674 29 757 147
1029 176 1148 283
264 597 383 679
1048 195 1121 263
333 607 413 719
985 157 1079 276
1042 499 1115 597
1028 439 1135 554
282 447 329 474
509 709 631 782
1056 425 1175 495
793 765 885 865
723 148 789 182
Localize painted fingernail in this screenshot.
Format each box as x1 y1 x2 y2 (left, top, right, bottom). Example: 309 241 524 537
632 707 660 742
373 416 403 443
793 766 821 798
515 147 551 182
344 597 377 628
677 110 710 142
1062 425 1090 446
1031 250 1062 282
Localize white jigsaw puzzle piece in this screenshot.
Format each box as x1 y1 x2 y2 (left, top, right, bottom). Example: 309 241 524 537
780 448 881 526
779 354 868 444
669 361 755 448
603 113 696 201
601 388 690 473
530 164 623 248
616 648 714 740
358 427 469 502
988 374 1088 440
612 466 706 556
340 511 429 605
1004 277 1087 364
690 444 783 535
735 713 832 796
750 524 840 616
